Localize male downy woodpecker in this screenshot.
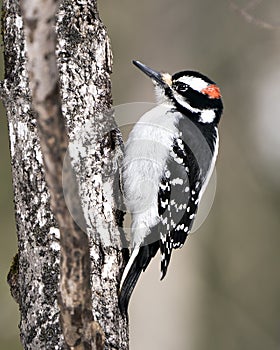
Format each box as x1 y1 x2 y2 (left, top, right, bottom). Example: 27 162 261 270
119 60 223 314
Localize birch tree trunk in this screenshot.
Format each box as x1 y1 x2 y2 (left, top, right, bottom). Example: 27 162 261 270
2 1 128 349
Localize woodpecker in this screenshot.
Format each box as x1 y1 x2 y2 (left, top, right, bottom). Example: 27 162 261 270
119 60 223 314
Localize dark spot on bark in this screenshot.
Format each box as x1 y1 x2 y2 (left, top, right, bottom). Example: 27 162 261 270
99 243 105 267
25 18 38 43
7 253 20 304
44 116 55 126
43 262 59 305
26 326 37 344
44 52 50 60
39 250 46 257
26 18 37 30
95 331 103 349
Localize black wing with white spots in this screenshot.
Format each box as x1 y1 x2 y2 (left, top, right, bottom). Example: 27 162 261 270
158 136 202 279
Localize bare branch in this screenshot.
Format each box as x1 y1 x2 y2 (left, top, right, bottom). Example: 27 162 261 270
244 0 263 11
20 0 104 348
230 1 280 30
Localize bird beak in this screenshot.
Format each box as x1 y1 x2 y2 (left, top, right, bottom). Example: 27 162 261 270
133 60 172 87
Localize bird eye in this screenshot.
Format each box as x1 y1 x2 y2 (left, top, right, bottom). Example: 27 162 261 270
175 82 188 92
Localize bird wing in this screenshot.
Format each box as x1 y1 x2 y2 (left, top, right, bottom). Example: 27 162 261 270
158 136 202 279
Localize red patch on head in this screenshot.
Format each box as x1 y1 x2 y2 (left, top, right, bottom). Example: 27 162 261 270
201 84 221 99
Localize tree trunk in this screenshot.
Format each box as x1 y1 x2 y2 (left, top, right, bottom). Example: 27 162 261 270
2 1 128 349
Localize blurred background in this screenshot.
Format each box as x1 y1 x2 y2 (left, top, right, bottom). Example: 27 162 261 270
1 0 280 349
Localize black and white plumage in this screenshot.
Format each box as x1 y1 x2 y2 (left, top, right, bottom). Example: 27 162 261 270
119 61 223 314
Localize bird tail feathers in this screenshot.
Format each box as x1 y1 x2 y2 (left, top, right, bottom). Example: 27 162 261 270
119 241 159 315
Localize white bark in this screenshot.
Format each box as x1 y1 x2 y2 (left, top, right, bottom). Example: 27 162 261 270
3 0 128 349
